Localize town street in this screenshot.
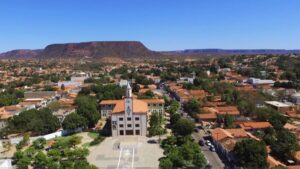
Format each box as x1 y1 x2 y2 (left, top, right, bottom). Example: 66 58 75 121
192 131 225 169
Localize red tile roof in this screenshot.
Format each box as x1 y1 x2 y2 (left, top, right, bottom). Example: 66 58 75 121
239 122 272 130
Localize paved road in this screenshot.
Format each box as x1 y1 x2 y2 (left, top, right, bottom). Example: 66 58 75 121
192 131 225 169
161 84 225 169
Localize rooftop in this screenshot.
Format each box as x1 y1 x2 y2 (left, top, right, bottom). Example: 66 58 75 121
265 101 291 108
239 122 272 130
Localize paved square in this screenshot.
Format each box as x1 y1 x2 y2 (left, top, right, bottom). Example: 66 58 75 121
87 136 163 169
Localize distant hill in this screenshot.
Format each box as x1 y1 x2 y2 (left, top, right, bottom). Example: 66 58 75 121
0 49 42 59
163 49 300 56
0 41 160 59
1 41 300 59
40 41 160 59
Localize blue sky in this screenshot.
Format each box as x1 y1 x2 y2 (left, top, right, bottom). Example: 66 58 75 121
0 0 299 52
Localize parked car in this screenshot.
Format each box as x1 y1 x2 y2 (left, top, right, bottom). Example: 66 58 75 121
147 139 158 144
199 139 205 146
209 145 216 152
206 140 212 146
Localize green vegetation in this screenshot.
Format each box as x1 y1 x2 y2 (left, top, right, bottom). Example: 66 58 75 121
138 90 155 99
79 84 124 101
217 114 235 128
233 139 268 169
16 132 30 150
0 89 24 107
13 135 97 169
173 118 195 137
271 128 298 162
148 112 165 137
183 98 200 117
89 135 105 146
75 96 100 128
256 107 287 130
2 108 60 136
160 136 206 169
168 100 180 114
253 107 299 163
62 113 87 131
88 132 99 139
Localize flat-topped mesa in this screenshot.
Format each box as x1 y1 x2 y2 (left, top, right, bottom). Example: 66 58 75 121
41 41 159 59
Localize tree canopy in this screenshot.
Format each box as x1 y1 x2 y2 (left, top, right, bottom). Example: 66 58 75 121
271 128 298 162
3 108 60 136
75 96 100 128
233 139 268 169
173 118 195 137
183 98 200 117
62 113 87 131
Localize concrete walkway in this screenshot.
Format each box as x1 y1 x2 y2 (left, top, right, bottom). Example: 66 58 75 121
87 136 163 169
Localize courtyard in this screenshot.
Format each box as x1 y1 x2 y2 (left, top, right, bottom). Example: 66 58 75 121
87 136 164 169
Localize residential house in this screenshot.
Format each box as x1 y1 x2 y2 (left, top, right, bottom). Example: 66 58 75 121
196 106 240 122
265 101 295 113
211 128 250 163
238 122 272 132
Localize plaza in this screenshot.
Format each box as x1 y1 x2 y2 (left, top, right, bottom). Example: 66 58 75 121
87 136 164 169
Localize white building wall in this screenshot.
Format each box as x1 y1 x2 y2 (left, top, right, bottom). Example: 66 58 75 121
111 113 147 137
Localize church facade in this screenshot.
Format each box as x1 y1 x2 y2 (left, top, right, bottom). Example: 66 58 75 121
100 83 164 137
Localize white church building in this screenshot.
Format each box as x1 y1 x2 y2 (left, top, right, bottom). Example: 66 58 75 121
100 83 164 137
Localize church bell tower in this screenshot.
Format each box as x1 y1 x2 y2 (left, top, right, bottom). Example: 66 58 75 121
125 83 133 117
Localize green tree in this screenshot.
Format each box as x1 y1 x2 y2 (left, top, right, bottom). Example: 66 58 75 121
16 132 30 150
74 160 98 169
62 113 87 130
173 118 195 137
75 96 100 128
149 113 164 137
17 156 31 169
33 151 49 169
5 108 60 136
256 107 287 130
224 114 234 128
159 158 173 169
32 138 46 149
271 128 298 162
233 139 268 169
183 98 200 117
194 153 207 168
168 100 180 115
132 83 140 93
48 149 61 161
69 136 82 148
170 113 181 127
167 147 185 167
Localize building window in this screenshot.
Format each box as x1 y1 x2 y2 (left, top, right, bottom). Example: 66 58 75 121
135 117 139 121
135 124 139 127
120 130 124 135
127 117 131 121
119 124 124 128
119 117 123 121
127 124 132 127
159 104 162 106
135 130 140 135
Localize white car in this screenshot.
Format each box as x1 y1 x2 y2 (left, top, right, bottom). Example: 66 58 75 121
209 145 216 152
206 140 212 146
